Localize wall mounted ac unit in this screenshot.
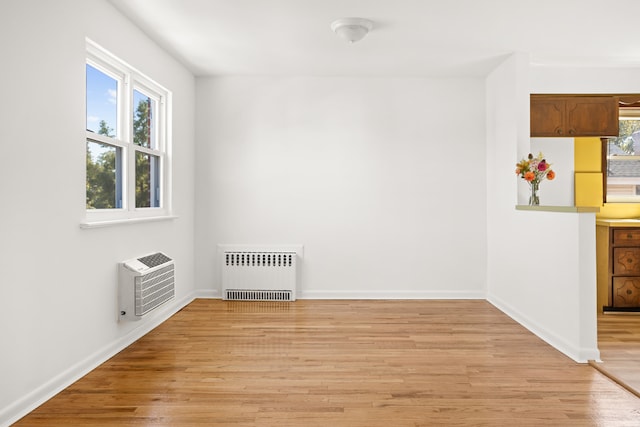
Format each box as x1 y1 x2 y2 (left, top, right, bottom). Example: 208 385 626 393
119 252 175 321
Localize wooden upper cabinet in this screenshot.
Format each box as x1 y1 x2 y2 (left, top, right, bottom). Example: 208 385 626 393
530 95 619 137
530 97 565 136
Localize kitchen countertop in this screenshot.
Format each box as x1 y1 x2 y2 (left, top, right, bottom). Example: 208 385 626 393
516 205 600 213
596 218 640 227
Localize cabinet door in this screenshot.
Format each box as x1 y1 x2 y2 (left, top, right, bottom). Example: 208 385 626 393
565 97 619 137
613 247 640 275
530 97 565 137
612 277 640 307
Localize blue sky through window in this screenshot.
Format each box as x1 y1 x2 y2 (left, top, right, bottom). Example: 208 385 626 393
86 64 117 135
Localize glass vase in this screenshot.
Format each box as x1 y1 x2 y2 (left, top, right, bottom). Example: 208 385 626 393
529 181 540 206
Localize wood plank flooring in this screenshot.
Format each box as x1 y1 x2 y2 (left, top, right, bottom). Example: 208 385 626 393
13 300 640 426
592 313 640 398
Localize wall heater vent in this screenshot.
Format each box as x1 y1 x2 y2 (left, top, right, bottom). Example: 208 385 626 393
119 252 175 321
222 251 297 301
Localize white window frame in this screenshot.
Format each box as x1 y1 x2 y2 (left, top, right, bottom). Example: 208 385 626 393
606 112 640 203
84 39 172 226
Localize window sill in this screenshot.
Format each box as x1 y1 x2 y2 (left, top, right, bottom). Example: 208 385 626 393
80 215 178 229
515 205 600 213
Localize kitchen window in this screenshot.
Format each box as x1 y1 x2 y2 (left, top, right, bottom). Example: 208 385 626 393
606 109 640 203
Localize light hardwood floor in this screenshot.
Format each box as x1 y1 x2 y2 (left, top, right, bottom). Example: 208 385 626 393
592 313 640 398
13 300 640 426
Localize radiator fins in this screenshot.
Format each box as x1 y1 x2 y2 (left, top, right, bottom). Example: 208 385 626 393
222 251 297 301
225 252 294 267
224 289 293 301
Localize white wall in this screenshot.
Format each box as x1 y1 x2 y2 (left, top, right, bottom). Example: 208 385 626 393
486 54 598 363
0 1 196 424
529 137 574 206
531 65 640 93
195 77 487 298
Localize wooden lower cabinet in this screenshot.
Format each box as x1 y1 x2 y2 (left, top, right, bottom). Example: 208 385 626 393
612 277 640 307
612 247 640 275
596 224 640 312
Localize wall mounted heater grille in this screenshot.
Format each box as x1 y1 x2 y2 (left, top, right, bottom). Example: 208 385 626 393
222 251 297 301
119 252 175 321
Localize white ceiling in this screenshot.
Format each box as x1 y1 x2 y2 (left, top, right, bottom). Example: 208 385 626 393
109 0 640 77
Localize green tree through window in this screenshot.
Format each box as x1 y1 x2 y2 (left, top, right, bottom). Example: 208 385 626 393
132 94 159 208
606 117 640 201
86 120 118 209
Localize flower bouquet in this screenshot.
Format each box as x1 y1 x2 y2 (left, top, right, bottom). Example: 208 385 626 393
515 152 555 205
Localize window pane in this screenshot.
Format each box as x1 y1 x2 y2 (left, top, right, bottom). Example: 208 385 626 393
607 119 640 201
86 64 117 137
86 140 122 209
133 90 156 148
135 151 160 208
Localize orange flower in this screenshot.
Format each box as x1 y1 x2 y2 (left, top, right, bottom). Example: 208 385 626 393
547 170 556 180
524 171 535 182
515 168 521 175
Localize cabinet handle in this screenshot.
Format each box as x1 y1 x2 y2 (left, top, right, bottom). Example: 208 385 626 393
628 234 634 239
568 128 575 135
556 128 563 135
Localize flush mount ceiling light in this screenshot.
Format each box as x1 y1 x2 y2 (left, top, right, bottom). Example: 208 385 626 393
331 18 373 43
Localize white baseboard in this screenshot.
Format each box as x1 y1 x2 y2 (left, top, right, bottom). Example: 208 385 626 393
487 294 600 363
299 290 486 299
193 288 220 299
0 292 198 427
201 287 485 301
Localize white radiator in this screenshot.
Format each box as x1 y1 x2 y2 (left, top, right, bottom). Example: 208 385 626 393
119 252 175 321
222 251 297 301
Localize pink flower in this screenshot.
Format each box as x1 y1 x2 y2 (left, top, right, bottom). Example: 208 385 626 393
538 160 547 171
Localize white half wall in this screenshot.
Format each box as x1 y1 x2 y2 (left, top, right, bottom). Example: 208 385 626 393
0 1 196 425
520 62 640 363
195 76 488 299
486 54 599 363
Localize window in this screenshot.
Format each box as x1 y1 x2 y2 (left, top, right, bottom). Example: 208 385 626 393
85 40 171 223
606 109 640 203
